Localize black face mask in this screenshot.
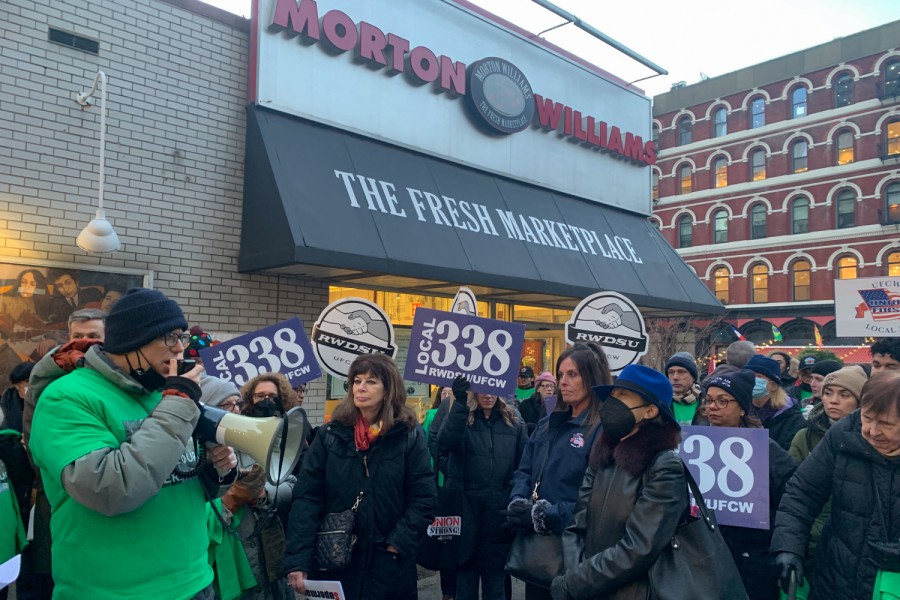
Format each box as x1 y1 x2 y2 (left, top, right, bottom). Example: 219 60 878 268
125 352 167 392
251 399 280 418
599 396 644 441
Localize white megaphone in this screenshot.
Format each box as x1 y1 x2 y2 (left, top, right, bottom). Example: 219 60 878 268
195 405 307 484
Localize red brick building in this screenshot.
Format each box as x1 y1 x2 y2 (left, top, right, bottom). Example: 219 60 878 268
652 20 900 347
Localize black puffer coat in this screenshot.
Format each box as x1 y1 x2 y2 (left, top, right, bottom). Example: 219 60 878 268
764 399 806 451
772 410 900 600
719 436 796 600
437 397 527 572
559 421 688 600
518 392 547 436
283 420 436 600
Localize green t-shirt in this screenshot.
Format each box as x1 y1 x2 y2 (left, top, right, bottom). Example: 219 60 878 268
515 386 535 402
672 401 699 426
30 367 212 600
0 454 26 564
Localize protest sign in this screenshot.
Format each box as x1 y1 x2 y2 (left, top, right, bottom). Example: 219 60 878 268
302 579 346 600
678 426 770 529
312 297 397 378
199 317 320 386
565 291 648 373
835 276 900 337
404 308 525 396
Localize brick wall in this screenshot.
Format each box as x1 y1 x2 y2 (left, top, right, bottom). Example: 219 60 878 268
0 0 332 422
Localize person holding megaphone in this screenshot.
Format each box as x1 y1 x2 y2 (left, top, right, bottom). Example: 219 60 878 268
29 288 239 600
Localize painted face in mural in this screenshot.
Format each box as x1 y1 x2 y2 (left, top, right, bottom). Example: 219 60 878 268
100 289 123 313
54 274 78 300
18 272 37 298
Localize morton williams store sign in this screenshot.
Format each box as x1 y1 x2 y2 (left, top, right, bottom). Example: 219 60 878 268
254 0 656 215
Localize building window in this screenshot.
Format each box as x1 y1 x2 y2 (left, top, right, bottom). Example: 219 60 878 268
836 131 854 165
887 120 900 157
884 59 900 98
888 251 900 276
750 97 765 128
750 203 767 239
713 157 728 188
678 215 692 248
652 172 659 201
713 209 729 243
835 73 853 107
678 117 692 145
792 260 812 301
791 87 808 119
650 218 660 230
836 189 856 228
652 124 659 146
792 140 808 173
713 267 730 303
713 108 727 137
750 149 766 181
792 198 809 234
751 264 769 303
837 256 858 280
679 165 692 194
887 182 900 224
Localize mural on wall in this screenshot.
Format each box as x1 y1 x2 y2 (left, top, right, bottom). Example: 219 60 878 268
0 261 146 361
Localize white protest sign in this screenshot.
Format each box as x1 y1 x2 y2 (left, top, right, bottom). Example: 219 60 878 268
835 276 900 337
565 291 648 373
451 287 479 316
311 298 397 378
303 579 346 600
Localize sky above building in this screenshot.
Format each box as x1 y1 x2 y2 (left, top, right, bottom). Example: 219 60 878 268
208 0 899 97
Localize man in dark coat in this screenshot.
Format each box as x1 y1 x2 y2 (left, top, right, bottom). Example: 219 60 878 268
0 314 22 400
0 362 33 433
772 371 900 600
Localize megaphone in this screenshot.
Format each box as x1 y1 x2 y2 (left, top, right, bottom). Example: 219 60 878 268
195 405 307 485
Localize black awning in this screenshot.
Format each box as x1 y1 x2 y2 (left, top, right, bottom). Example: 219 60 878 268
240 106 723 315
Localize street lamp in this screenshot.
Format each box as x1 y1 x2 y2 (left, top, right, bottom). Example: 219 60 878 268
75 70 121 253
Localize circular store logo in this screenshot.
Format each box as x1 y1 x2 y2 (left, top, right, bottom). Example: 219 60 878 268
564 291 648 374
466 57 535 135
312 297 397 379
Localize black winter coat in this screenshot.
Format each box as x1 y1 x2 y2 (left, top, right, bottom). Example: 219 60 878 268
283 420 436 600
437 398 527 572
560 421 688 600
519 393 547 436
719 436 796 600
763 399 806 451
772 411 900 600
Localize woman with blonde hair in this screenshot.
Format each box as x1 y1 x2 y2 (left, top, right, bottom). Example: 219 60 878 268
438 377 527 599
283 354 435 600
744 354 805 451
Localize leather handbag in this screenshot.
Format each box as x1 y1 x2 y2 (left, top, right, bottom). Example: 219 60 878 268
314 491 364 572
648 464 748 600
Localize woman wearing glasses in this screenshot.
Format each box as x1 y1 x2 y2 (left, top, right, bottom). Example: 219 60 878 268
703 370 796 600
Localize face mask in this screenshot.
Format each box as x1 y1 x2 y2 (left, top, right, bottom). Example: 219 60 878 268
600 396 640 441
251 399 280 418
752 378 769 400
126 351 167 392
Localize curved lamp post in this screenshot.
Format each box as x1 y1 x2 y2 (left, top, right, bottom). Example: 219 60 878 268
75 71 121 253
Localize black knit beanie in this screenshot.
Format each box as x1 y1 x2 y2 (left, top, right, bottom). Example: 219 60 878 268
104 288 188 354
705 369 755 413
664 352 698 382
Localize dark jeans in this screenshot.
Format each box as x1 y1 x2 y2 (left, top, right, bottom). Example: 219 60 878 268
190 584 215 600
456 570 505 600
440 568 458 596
524 582 552 600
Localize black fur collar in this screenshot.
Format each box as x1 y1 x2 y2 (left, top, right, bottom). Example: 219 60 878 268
589 421 682 477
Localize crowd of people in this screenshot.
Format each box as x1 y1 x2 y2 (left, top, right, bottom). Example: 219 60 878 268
0 288 899 600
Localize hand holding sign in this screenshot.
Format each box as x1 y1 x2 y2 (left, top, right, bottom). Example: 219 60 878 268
404 308 525 396
198 318 321 386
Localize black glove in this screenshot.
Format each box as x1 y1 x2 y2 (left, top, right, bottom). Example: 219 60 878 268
451 375 470 401
774 551 804 593
550 575 570 600
504 497 533 531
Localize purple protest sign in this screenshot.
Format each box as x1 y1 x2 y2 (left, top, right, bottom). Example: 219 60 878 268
198 317 321 387
678 426 770 529
403 308 525 396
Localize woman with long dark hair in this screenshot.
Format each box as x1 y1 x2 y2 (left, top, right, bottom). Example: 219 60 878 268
438 378 527 599
283 354 436 600
507 342 611 600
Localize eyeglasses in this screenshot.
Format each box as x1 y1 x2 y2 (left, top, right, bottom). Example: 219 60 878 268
220 400 244 411
704 397 738 409
293 386 306 396
252 393 279 402
163 332 191 347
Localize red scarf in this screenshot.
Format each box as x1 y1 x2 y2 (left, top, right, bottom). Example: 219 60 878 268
354 414 383 451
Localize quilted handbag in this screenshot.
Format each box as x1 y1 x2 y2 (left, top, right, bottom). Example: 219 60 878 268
314 506 359 572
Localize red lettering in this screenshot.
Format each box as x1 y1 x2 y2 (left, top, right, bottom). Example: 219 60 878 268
643 140 657 165
269 0 320 40
607 126 624 155
573 111 587 141
409 46 439 84
439 56 466 96
586 116 601 146
321 10 357 52
534 95 564 130
598 121 608 148
386 33 409 74
357 21 387 67
623 132 643 161
563 105 573 137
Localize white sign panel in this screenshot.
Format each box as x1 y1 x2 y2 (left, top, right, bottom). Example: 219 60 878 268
565 291 648 373
254 0 654 214
835 276 900 337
